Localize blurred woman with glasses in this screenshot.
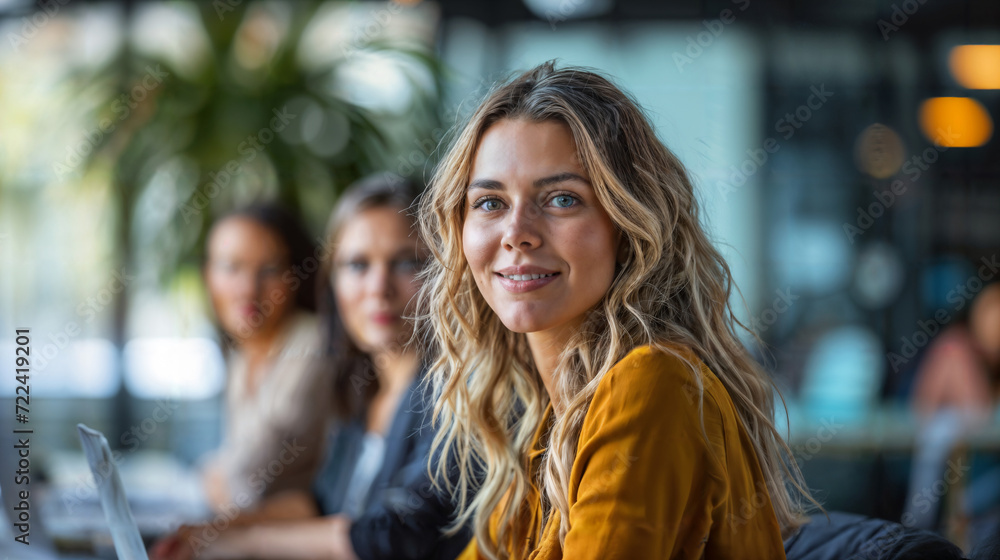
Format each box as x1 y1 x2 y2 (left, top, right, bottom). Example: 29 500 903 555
200 203 329 512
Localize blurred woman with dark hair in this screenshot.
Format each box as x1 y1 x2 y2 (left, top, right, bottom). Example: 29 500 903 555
200 203 330 512
153 174 470 560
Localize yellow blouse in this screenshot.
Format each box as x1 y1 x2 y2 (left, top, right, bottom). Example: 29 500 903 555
457 344 787 560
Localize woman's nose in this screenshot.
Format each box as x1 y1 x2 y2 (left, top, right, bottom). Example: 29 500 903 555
228 268 259 298
501 202 543 251
365 263 395 298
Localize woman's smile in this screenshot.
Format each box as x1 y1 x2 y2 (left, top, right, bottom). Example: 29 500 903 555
495 265 561 293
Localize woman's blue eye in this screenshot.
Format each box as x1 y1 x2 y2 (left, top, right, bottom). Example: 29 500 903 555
551 195 576 208
473 197 503 211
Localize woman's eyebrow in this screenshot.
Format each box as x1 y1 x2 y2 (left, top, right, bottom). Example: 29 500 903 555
533 172 589 188
466 172 589 192
392 246 423 259
467 178 502 191
334 250 362 261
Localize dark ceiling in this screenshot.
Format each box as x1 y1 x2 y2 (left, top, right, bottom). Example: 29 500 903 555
434 0 1000 40
4 1 1000 37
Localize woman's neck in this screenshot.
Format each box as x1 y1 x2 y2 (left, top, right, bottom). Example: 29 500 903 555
364 349 421 435
241 334 277 364
238 309 296 354
526 322 578 414
235 313 294 393
373 349 421 395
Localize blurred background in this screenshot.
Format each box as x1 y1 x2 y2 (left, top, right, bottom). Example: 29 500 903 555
2 0 1000 555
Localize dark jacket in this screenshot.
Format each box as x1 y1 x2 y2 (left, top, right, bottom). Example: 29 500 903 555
783 511 964 560
312 369 470 560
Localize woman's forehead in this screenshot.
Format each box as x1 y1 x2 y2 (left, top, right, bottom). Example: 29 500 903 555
469 120 586 184
335 208 421 254
208 217 288 259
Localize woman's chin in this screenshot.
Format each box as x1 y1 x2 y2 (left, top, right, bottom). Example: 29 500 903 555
359 332 411 354
498 316 552 335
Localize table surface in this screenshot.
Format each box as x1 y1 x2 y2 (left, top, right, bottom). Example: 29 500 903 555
783 403 1000 451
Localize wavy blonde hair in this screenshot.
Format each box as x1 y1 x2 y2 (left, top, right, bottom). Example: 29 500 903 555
417 61 815 559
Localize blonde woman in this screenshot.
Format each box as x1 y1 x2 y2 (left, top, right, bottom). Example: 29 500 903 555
417 62 815 559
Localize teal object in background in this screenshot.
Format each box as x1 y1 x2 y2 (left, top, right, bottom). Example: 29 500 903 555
799 325 884 424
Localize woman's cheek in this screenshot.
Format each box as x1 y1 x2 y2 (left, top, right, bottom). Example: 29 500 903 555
462 221 494 282
334 279 363 341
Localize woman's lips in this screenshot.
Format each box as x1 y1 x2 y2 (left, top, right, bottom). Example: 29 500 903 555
495 272 560 293
371 312 399 325
238 304 258 318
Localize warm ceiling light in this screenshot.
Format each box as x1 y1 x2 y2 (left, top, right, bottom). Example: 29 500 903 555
918 97 993 147
855 123 905 179
949 45 1000 89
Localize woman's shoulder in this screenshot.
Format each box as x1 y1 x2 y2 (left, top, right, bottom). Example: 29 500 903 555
268 312 329 394
281 310 323 353
606 342 701 373
576 343 734 486
587 343 728 426
599 343 716 391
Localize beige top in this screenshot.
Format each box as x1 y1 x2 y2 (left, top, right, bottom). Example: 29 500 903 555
208 310 331 507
